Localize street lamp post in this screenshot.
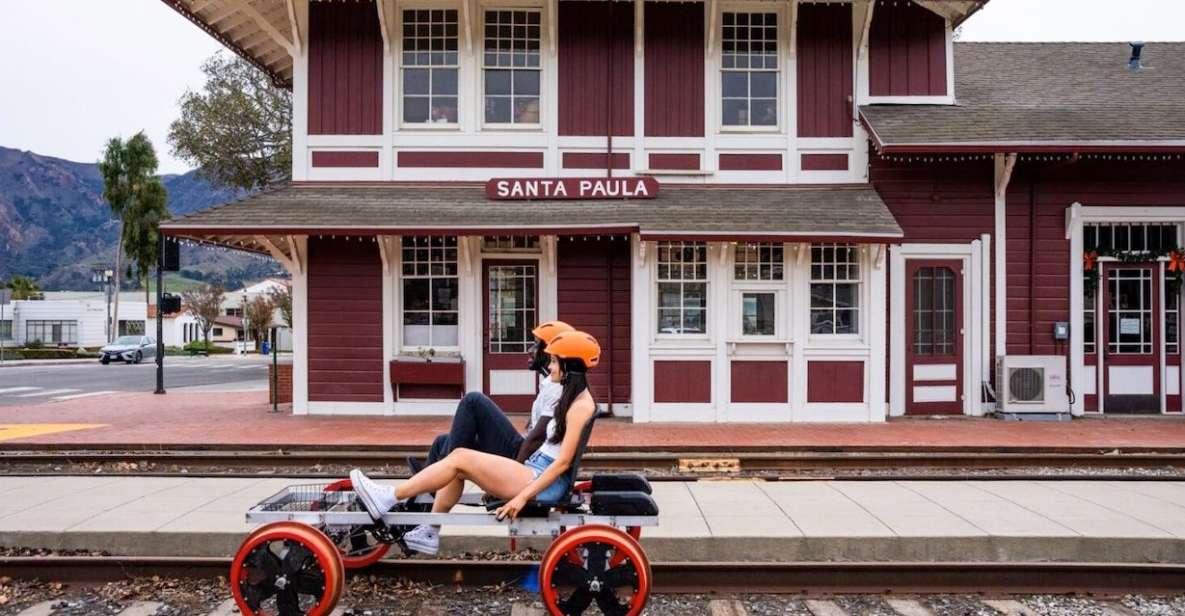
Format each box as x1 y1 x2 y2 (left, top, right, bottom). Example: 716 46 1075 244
92 268 114 342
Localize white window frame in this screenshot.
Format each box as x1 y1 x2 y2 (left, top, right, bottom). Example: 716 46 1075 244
398 5 463 130
400 236 461 353
25 320 78 345
809 243 863 339
730 242 787 340
479 5 545 130
653 241 711 340
716 2 786 135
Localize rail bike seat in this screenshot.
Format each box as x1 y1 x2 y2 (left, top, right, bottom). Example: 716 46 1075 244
482 412 600 514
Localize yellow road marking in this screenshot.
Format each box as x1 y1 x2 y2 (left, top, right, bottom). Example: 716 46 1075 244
0 424 106 442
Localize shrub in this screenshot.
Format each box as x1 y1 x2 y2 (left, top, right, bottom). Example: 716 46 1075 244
184 340 233 355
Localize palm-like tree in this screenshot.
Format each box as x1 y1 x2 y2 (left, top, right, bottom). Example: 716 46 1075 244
4 275 40 300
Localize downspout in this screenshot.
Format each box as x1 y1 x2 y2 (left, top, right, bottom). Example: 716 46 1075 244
605 0 614 178
1028 176 1037 355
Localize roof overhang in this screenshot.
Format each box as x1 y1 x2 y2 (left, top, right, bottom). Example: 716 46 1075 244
160 184 904 253
911 0 988 28
161 0 298 88
860 112 1185 155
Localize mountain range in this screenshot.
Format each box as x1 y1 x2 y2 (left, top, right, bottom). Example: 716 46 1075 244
0 146 280 291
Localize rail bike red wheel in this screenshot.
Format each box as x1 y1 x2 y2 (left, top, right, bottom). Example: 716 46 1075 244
230 521 345 616
318 479 391 568
539 525 652 616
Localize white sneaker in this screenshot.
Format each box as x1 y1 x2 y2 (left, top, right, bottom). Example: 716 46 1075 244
403 524 440 555
349 469 398 521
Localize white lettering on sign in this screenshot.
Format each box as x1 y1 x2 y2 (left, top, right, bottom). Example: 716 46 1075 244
486 177 659 200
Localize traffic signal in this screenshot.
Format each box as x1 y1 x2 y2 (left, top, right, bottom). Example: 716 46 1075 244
161 293 182 314
161 237 180 271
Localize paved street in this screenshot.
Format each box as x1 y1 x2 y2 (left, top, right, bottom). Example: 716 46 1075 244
0 356 270 405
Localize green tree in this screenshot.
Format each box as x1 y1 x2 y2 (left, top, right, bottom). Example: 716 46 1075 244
168 52 292 192
245 295 275 352
99 132 168 343
181 284 226 350
4 275 40 300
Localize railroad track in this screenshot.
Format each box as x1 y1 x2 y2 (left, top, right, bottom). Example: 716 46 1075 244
1 449 1184 478
2 556 1184 596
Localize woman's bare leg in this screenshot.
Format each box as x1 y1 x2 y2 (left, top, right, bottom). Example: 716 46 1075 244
432 477 464 513
394 447 534 503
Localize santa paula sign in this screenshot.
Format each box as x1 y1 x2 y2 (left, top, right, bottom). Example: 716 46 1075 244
486 177 659 200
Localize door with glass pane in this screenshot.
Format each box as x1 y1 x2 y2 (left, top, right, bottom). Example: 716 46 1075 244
1102 264 1160 413
905 260 963 415
483 261 539 412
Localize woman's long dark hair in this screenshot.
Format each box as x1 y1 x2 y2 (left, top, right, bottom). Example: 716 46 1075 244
549 358 592 444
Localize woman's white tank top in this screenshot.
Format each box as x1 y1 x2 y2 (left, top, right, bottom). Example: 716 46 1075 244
538 416 563 459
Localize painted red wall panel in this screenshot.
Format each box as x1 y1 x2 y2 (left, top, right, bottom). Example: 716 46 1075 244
653 361 712 403
869 1 947 97
563 152 631 170
719 154 783 171
397 151 545 168
308 1 383 135
644 3 704 137
307 237 384 402
731 361 788 403
558 1 634 136
557 238 631 404
801 153 849 171
796 3 853 138
806 361 864 403
311 151 381 168
649 153 700 170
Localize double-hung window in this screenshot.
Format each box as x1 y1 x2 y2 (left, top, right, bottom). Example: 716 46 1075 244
721 12 778 128
402 236 460 348
401 9 460 125
483 9 542 125
810 244 860 335
734 242 783 337
657 242 708 335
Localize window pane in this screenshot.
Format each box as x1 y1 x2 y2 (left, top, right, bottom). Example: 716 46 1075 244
722 72 747 98
486 69 511 95
810 310 834 334
514 97 540 123
403 279 430 311
722 99 748 126
430 97 457 123
403 97 429 123
742 292 776 336
750 71 776 98
404 68 429 94
513 70 539 95
432 68 457 94
486 97 511 123
750 99 776 126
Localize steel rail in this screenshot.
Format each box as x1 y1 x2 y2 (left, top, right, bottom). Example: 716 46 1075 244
2 450 1185 472
2 557 1183 596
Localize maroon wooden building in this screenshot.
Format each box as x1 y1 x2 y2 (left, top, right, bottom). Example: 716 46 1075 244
162 0 1185 421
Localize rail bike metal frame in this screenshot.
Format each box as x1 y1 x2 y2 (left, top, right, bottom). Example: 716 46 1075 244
245 486 660 538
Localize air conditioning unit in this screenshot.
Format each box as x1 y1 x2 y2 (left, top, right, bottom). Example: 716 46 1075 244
995 355 1069 413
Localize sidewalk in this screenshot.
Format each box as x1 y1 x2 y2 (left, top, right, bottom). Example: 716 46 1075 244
4 390 1185 451
0 476 1182 564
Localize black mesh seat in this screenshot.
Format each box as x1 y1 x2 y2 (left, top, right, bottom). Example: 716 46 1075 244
483 413 598 515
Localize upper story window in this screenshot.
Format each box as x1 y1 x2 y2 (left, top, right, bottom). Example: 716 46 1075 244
482 236 540 252
1084 222 1179 253
483 9 541 125
810 244 860 335
402 9 460 125
402 236 460 348
657 242 708 335
721 12 778 128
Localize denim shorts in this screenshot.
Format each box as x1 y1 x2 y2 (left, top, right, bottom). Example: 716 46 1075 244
525 451 571 502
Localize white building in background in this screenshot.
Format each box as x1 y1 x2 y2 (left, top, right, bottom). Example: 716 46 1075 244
154 279 292 352
0 292 148 348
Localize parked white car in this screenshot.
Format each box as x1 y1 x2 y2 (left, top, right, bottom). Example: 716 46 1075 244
99 335 157 365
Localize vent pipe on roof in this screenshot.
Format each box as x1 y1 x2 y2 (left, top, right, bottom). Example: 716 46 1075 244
1128 41 1145 72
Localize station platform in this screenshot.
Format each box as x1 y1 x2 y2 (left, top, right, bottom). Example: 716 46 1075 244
2 475 1184 564
3 391 1185 452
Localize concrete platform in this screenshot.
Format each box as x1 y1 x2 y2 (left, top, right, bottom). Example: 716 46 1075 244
4 390 1185 452
2 476 1185 563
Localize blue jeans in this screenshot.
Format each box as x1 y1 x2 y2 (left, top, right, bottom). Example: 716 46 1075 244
426 392 525 465
525 451 571 502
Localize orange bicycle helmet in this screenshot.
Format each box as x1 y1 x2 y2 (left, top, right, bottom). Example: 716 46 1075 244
545 330 601 370
531 320 575 344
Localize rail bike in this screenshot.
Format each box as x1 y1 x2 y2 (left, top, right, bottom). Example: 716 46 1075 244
228 420 660 616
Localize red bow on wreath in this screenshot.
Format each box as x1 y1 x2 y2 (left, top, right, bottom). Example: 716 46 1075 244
1083 250 1098 272
1170 250 1185 273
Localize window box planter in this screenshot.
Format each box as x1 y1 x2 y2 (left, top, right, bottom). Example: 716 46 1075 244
390 355 465 384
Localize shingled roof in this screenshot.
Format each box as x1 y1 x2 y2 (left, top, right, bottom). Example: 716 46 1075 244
860 42 1185 152
161 184 902 244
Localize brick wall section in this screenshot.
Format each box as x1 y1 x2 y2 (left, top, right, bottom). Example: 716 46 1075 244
269 361 293 404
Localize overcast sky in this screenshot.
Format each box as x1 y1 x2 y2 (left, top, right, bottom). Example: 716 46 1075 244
0 0 1182 175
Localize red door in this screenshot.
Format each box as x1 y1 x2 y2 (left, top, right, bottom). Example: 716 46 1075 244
905 260 963 415
1102 264 1160 413
482 260 539 412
